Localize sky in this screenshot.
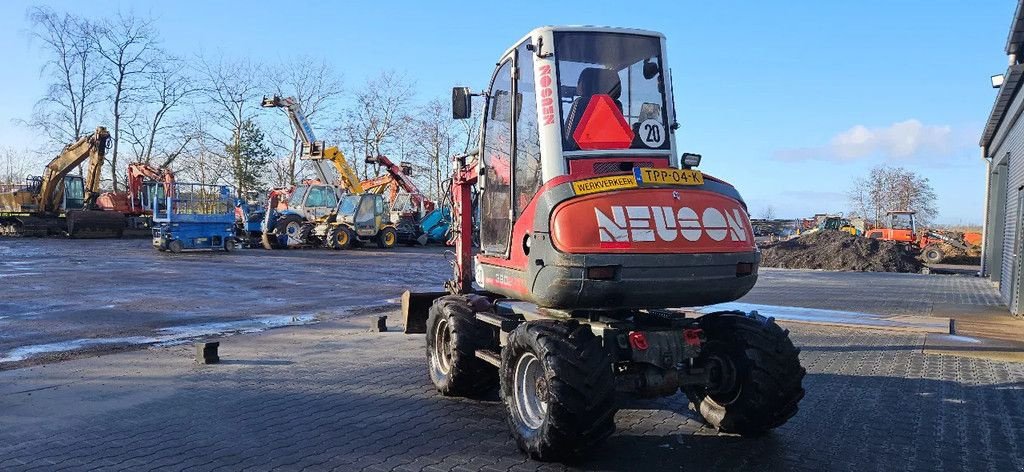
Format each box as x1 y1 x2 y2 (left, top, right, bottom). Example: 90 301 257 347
0 0 1015 224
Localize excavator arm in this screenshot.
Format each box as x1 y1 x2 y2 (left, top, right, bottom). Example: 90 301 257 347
261 95 344 195
365 155 434 212
38 127 110 213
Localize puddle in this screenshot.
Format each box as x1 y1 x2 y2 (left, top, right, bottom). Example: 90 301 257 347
0 314 319 363
701 302 892 325
0 337 155 363
934 335 982 344
700 302 947 332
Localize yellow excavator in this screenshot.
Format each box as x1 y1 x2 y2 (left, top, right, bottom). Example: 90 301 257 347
0 127 125 237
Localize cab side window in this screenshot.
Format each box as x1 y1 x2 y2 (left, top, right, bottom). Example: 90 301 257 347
514 41 542 218
480 59 513 254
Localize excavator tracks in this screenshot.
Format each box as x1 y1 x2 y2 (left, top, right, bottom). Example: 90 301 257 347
66 210 125 238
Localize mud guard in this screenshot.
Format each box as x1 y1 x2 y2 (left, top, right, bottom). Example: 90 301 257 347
402 290 448 334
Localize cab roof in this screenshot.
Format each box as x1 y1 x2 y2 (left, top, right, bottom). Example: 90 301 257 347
500 26 665 60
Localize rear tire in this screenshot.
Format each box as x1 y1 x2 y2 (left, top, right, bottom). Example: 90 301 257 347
922 245 944 264
224 238 237 253
168 239 183 253
500 320 617 462
426 295 498 397
684 312 805 436
377 227 397 249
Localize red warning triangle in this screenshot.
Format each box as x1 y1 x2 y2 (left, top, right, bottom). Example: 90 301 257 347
572 94 635 150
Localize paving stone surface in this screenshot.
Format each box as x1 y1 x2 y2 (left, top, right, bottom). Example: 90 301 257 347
2 316 1024 472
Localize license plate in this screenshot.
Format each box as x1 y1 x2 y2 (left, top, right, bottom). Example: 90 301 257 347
633 167 704 186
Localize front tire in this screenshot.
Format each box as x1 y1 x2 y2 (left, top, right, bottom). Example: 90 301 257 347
500 320 617 462
425 295 497 397
377 227 397 248
325 225 354 250
684 312 805 436
168 239 183 253
272 214 305 248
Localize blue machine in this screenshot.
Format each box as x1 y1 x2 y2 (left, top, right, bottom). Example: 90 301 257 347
420 207 451 244
150 183 238 253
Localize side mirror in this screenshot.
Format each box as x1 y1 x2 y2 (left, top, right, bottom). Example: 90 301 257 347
452 87 472 120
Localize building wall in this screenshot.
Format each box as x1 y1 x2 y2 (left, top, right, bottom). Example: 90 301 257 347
992 86 1024 306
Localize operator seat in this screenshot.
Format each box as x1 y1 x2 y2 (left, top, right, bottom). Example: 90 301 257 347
564 68 624 149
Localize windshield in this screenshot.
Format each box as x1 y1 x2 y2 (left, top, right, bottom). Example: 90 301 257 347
555 32 669 152
338 195 360 216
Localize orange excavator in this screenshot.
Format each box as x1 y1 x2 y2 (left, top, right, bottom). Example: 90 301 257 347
97 162 176 229
363 155 437 245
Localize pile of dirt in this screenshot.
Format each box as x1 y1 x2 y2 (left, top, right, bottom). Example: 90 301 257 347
761 230 924 273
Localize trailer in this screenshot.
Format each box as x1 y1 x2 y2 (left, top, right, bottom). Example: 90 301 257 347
151 182 238 253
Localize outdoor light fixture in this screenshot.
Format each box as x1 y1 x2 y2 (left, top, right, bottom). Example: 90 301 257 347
682 153 702 168
992 74 1006 88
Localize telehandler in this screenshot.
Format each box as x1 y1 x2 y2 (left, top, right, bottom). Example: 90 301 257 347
403 26 805 461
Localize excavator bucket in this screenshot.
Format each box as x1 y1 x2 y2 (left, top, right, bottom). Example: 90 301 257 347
401 290 447 334
66 210 125 238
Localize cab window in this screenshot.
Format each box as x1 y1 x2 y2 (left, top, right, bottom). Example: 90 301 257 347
514 40 542 218
479 59 513 255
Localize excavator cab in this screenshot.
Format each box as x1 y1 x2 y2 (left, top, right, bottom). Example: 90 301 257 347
865 210 917 242
449 27 756 309
62 175 86 211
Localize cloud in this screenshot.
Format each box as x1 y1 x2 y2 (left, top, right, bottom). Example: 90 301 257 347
775 119 966 162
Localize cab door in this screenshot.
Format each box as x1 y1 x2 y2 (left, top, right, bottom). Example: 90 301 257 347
478 56 514 256
354 194 378 236
63 176 85 210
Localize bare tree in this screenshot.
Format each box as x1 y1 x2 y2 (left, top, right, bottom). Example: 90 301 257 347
26 7 103 148
848 165 938 227
0 148 41 184
343 71 415 178
196 56 264 190
266 57 344 186
93 12 159 191
759 205 777 221
122 55 199 167
411 98 455 198
173 110 237 188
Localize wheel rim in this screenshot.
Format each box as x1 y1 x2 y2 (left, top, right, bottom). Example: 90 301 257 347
337 230 348 246
513 352 547 431
703 344 742 406
432 317 453 374
384 231 395 245
285 221 302 245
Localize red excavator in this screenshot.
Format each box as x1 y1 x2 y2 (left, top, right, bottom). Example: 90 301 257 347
97 162 176 229
402 27 804 462
363 155 435 244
